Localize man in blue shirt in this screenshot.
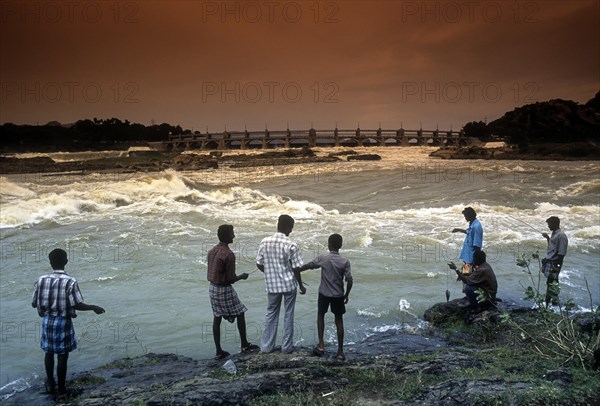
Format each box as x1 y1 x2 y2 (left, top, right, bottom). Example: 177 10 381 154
452 207 483 274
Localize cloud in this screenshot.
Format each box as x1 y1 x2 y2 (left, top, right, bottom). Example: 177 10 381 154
1 0 597 129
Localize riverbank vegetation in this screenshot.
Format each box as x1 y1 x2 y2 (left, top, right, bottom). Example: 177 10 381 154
246 312 599 406
248 252 600 405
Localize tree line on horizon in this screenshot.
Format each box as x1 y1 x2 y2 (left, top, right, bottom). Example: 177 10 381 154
1 92 598 152
0 118 185 151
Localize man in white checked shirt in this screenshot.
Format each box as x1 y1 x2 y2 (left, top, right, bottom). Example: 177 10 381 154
256 214 305 353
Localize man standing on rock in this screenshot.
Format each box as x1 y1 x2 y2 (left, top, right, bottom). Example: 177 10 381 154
541 216 568 307
452 207 483 274
32 248 105 401
207 224 259 360
256 215 305 353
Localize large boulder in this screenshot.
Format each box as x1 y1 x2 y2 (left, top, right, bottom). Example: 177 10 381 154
347 154 381 161
423 298 501 327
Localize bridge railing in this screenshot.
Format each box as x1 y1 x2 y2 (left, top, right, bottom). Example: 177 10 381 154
164 128 465 148
169 129 462 140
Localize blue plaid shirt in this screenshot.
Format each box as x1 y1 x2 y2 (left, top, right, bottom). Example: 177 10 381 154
32 270 84 318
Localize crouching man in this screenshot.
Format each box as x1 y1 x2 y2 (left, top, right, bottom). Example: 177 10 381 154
451 250 497 308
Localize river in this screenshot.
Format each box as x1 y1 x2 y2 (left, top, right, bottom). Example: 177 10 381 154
1 147 598 398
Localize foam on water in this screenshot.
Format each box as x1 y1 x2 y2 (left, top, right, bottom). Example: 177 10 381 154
0 375 35 401
357 230 373 247
571 225 600 239
0 178 36 199
357 307 389 318
556 179 600 197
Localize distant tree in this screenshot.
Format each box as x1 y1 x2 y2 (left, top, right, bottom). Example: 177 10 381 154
1 118 196 151
584 90 600 110
462 121 491 140
489 97 600 144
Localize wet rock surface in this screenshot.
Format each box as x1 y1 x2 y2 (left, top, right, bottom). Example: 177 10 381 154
0 148 340 175
429 142 600 160
7 301 597 405
6 332 448 405
4 325 534 406
346 154 382 161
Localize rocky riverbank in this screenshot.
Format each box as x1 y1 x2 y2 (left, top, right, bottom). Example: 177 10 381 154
0 148 387 175
430 142 600 160
2 141 597 178
6 299 599 405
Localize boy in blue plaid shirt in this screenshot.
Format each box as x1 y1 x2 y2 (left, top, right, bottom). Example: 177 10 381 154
32 248 105 400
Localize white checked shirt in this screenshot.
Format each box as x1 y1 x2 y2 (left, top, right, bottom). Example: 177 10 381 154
256 232 303 293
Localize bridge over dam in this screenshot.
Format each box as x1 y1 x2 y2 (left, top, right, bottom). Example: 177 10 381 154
148 127 471 151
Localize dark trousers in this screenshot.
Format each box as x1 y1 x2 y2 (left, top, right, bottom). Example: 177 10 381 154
464 284 479 307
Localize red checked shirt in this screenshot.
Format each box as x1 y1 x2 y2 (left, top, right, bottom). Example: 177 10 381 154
32 270 84 318
207 242 237 286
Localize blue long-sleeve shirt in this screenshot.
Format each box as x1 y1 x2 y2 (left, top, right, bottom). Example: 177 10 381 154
459 218 483 263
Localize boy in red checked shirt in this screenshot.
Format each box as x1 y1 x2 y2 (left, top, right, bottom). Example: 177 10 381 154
207 225 259 359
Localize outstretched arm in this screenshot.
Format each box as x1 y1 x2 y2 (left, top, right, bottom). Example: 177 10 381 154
74 302 105 314
294 262 320 295
452 228 467 234
235 273 249 282
297 263 319 272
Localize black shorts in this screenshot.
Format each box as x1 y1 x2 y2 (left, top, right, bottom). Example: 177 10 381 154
318 293 346 316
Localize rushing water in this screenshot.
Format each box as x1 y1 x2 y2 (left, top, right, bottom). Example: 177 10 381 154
1 147 599 397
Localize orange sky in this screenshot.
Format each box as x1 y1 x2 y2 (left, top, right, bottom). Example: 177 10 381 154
1 0 598 131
